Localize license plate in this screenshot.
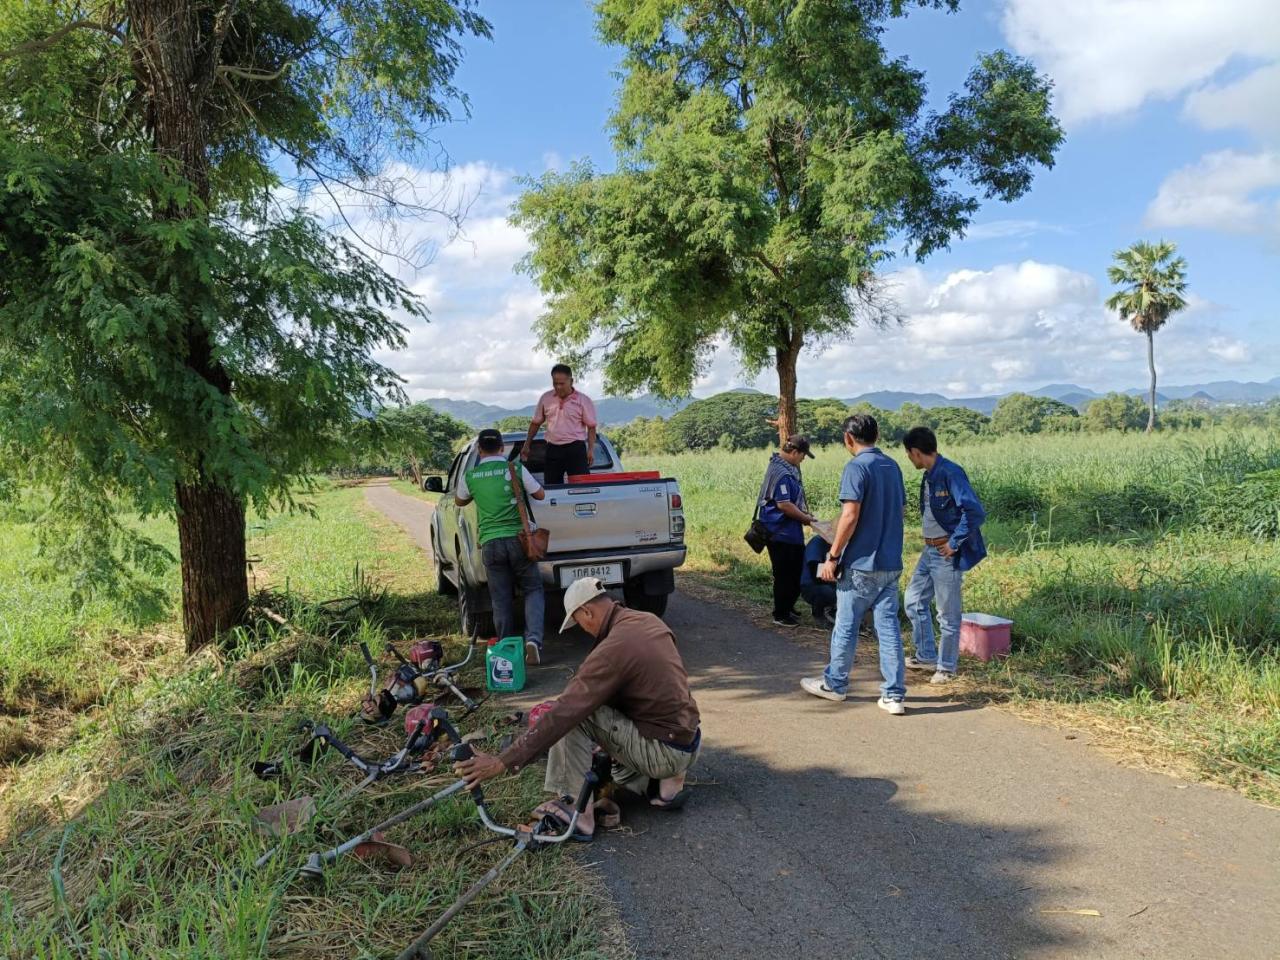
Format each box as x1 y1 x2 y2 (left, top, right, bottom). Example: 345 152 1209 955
559 562 623 588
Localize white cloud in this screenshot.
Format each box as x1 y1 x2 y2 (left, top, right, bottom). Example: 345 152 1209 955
1184 62 1280 141
766 260 1268 401
1144 149 1280 232
1207 337 1252 363
314 160 1267 409
1000 0 1280 125
963 219 1068 241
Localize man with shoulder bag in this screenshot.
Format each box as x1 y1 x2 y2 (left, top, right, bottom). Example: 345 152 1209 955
456 429 548 663
754 435 819 627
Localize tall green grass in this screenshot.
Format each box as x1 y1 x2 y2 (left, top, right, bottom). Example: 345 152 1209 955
632 428 1280 802
1 487 623 959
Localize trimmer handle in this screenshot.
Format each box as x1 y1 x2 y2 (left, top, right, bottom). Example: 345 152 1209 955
449 742 485 805
574 771 600 815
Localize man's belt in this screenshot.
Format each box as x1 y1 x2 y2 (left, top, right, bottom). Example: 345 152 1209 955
924 536 950 548
666 728 701 754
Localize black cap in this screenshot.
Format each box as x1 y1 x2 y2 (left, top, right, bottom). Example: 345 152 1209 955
478 428 503 444
784 435 814 459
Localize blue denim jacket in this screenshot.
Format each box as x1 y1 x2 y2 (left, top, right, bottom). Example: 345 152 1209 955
921 455 987 572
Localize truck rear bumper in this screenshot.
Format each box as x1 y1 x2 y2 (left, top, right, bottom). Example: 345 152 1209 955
537 545 687 591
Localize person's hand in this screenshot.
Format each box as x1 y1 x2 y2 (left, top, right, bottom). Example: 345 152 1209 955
519 446 530 462
818 560 837 582
586 446 595 467
804 514 816 526
938 542 956 559
454 750 506 789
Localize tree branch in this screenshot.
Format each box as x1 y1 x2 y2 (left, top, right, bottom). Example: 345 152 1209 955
216 62 291 82
0 19 125 62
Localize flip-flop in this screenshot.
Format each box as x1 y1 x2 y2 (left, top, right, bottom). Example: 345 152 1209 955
646 777 689 812
534 797 594 843
592 797 622 830
524 642 542 665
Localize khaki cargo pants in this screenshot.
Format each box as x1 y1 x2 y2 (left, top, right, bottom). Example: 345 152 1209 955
545 704 699 799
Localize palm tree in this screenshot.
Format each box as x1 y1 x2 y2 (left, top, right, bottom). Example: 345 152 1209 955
1106 240 1188 432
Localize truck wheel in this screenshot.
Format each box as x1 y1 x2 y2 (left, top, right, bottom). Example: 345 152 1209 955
623 579 668 618
456 569 494 639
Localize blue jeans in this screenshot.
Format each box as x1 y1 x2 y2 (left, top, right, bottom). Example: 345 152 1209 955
903 546 964 673
481 537 545 647
823 567 905 700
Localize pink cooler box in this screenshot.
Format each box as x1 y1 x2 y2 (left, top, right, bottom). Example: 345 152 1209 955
960 613 1013 661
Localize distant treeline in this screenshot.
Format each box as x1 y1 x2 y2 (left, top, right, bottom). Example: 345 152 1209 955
600 391 1280 455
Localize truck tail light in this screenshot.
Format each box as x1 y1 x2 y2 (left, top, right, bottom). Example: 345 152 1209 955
670 493 682 509
670 515 685 538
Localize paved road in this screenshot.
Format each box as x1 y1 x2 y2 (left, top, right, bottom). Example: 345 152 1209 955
363 482 1280 960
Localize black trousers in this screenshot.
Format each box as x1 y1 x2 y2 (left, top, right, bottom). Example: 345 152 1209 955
766 541 805 618
544 440 589 485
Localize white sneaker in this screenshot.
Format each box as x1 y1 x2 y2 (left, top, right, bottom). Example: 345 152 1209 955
801 677 846 702
929 671 956 685
877 697 906 715
904 656 937 671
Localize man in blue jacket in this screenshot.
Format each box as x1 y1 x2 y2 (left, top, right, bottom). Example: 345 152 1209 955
901 427 987 684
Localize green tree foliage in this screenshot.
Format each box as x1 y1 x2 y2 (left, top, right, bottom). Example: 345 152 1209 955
0 1 490 648
666 393 779 451
1105 240 1189 433
990 393 1079 434
494 415 533 433
611 416 676 456
929 406 991 438
513 0 1063 447
1084 393 1149 433
372 404 469 485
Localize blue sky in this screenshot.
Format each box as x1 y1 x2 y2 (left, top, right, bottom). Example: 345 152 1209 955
369 0 1279 407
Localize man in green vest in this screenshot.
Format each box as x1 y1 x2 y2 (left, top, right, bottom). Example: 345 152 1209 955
456 429 547 662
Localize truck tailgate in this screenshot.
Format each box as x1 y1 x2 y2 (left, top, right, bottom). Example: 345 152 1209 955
534 479 677 555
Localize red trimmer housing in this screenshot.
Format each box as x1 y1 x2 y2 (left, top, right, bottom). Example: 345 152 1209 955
409 640 444 668
404 702 437 736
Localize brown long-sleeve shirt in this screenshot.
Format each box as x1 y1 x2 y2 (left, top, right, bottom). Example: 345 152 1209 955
499 601 700 773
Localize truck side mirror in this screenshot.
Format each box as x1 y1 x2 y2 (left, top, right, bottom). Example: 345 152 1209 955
424 476 444 493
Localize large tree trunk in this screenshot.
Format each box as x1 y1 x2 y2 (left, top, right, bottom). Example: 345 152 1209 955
132 0 250 651
176 480 249 650
774 343 800 446
1146 328 1157 433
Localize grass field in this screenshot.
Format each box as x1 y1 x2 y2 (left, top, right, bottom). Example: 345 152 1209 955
630 429 1280 805
0 485 624 959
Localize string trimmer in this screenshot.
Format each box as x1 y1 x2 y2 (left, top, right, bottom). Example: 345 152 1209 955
391 743 603 960
250 707 463 871
361 639 481 724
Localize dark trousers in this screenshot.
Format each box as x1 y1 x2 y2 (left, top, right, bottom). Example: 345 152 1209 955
544 440 589 485
766 541 805 618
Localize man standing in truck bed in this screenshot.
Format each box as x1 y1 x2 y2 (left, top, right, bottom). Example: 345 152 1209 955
522 363 599 485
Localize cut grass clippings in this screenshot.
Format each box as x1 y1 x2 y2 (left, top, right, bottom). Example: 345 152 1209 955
1 485 628 960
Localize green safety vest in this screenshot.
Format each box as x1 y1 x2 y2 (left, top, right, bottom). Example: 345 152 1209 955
464 459 526 546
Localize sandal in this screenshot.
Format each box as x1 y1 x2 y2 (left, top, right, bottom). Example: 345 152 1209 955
646 777 689 811
533 797 594 843
524 642 542 665
592 797 622 830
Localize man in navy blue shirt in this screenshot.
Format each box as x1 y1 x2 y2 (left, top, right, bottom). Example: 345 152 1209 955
901 426 987 684
757 435 818 626
801 414 909 714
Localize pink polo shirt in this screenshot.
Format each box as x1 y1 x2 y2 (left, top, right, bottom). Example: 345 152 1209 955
532 389 598 445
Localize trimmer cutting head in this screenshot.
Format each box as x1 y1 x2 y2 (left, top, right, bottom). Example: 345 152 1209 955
300 852 325 880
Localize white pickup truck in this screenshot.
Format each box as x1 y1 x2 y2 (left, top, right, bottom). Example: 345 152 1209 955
426 432 686 637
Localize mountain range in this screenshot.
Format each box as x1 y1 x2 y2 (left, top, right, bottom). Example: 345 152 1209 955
421 376 1280 426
